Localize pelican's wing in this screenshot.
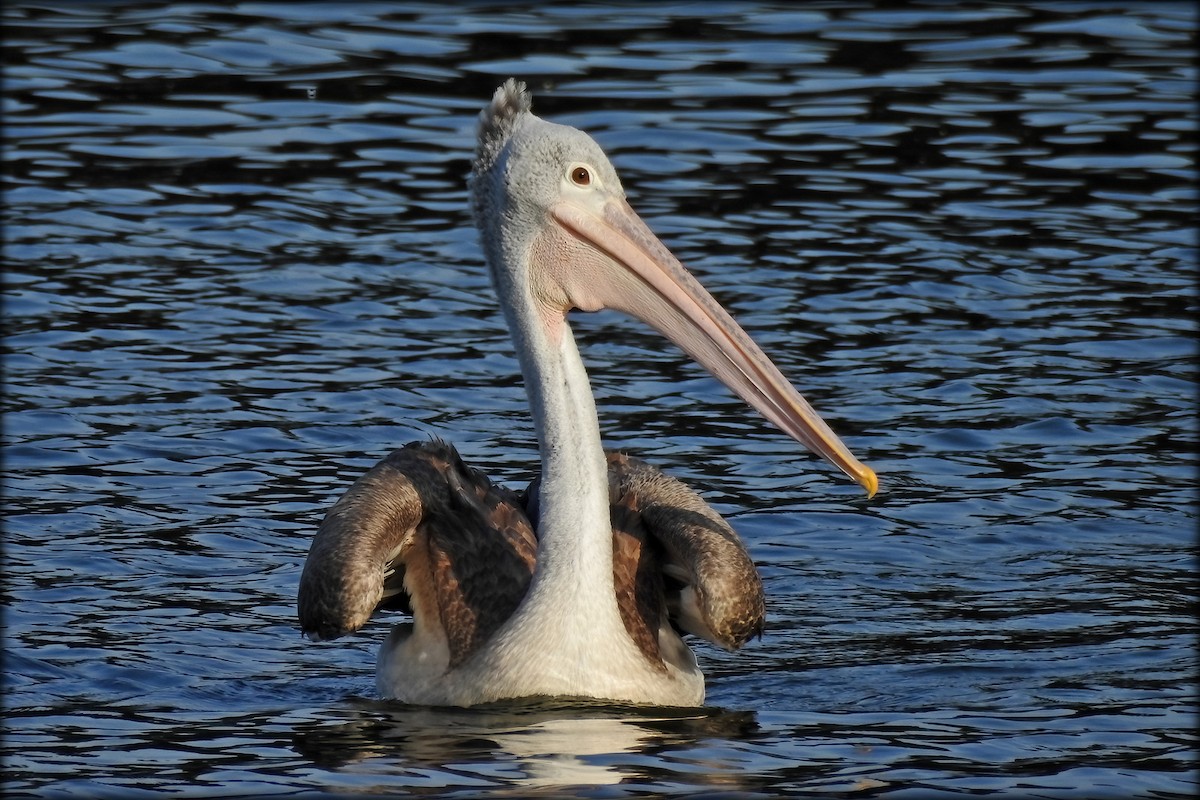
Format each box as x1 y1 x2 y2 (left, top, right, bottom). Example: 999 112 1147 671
604 451 765 652
297 439 537 667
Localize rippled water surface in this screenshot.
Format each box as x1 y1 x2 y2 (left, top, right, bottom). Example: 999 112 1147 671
3 1 1197 797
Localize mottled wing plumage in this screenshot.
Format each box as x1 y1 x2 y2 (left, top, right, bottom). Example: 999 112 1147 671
426 448 538 666
472 78 530 184
298 442 762 675
604 452 765 652
297 440 536 667
608 486 669 672
297 450 422 641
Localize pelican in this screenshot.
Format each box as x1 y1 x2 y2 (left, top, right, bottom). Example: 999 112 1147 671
297 80 877 708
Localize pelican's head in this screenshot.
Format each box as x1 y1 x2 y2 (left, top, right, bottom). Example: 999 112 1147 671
470 79 626 303
469 80 878 497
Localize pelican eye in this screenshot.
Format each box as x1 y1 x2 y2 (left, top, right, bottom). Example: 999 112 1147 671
570 165 592 187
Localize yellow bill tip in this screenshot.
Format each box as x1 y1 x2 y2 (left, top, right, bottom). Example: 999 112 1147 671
858 465 879 499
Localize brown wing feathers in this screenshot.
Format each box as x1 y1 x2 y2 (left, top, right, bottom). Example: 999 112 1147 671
297 442 764 667
427 448 537 666
297 440 536 656
608 486 669 672
297 449 424 642
604 452 766 651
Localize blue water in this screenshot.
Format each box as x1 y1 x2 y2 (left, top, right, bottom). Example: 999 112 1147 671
3 1 1196 797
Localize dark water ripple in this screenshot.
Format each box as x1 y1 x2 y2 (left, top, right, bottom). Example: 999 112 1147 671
3 1 1197 797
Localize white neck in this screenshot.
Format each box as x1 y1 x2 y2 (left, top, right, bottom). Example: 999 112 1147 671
507 296 617 614
461 225 697 706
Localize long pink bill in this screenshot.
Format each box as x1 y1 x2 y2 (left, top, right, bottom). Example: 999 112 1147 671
551 198 878 498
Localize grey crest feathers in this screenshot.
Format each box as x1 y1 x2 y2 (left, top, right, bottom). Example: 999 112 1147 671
468 79 621 249
468 78 535 254
472 78 532 180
